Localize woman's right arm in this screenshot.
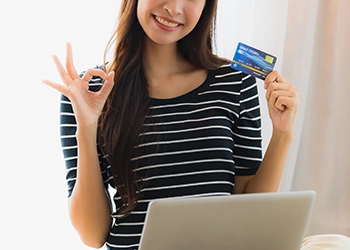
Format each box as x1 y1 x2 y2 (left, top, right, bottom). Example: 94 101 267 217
43 42 115 248
68 125 111 248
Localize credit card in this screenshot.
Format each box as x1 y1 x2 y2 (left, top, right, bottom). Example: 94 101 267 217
230 42 277 80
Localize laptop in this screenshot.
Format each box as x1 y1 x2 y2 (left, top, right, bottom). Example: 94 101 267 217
139 191 316 250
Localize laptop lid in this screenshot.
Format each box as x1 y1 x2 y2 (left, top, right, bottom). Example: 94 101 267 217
139 191 316 250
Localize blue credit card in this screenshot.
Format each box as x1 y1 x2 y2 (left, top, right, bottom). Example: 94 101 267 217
230 42 277 80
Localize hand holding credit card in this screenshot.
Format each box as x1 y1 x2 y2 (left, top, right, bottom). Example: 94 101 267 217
231 42 277 80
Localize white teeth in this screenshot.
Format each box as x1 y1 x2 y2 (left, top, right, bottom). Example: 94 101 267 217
155 16 179 28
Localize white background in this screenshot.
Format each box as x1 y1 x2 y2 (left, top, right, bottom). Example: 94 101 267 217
0 1 290 249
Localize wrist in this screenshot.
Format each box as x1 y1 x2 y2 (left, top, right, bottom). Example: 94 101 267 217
76 124 98 143
271 128 294 144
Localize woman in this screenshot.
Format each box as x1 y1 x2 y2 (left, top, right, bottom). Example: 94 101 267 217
43 0 350 249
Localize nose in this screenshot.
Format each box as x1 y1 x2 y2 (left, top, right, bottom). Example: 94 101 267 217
163 0 183 16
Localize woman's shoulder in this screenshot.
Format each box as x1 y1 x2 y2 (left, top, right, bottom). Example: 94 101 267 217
211 62 256 83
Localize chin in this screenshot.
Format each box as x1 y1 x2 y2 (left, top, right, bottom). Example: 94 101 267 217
145 35 182 47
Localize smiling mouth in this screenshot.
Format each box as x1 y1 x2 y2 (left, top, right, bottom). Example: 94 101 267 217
154 16 180 28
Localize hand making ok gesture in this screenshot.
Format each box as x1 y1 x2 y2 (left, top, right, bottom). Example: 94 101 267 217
42 42 115 129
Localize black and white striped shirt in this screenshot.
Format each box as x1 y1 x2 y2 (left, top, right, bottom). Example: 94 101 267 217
60 64 262 250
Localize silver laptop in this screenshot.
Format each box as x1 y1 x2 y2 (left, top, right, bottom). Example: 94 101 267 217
139 191 316 250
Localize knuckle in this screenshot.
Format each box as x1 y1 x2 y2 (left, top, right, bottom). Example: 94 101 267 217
294 90 298 98
271 91 278 99
289 84 296 91
294 98 300 107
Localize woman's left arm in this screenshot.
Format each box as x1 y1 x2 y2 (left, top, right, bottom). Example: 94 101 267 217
236 70 299 193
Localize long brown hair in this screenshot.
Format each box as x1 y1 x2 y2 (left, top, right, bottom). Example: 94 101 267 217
98 0 228 215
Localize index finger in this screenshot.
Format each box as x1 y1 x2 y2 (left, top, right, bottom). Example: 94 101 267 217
264 70 286 89
81 68 108 83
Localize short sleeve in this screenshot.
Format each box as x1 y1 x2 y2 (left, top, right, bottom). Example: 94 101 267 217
59 68 111 197
232 74 262 175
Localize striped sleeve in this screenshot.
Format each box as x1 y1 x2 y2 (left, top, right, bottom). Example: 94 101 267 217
232 74 262 175
59 69 111 197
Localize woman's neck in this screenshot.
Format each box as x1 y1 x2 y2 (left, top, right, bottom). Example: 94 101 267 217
142 37 193 78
